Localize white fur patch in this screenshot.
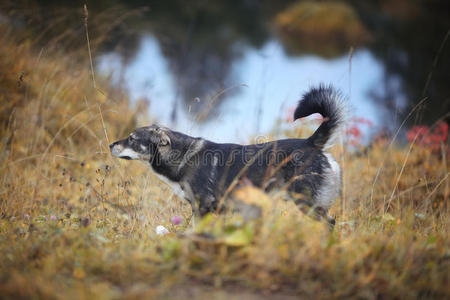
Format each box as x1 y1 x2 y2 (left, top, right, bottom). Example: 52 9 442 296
327 153 340 178
143 161 186 199
111 147 141 159
154 172 186 199
177 139 205 173
315 153 341 208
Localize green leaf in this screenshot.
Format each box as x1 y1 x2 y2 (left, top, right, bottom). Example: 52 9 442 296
382 213 395 222
195 213 216 233
223 229 251 246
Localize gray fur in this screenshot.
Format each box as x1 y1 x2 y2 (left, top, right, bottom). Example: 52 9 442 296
110 86 348 223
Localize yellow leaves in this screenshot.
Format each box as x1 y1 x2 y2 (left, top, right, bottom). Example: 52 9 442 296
275 13 293 28
273 1 372 57
233 185 271 211
223 228 253 247
222 229 248 246
276 1 368 36
192 213 255 247
231 185 272 220
194 213 217 233
73 267 85 279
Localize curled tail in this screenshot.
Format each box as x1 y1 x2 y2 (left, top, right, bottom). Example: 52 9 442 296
294 85 348 149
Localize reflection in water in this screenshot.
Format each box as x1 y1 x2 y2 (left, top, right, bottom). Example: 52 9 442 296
5 0 449 139
97 0 449 139
274 1 372 58
99 38 383 143
131 0 273 124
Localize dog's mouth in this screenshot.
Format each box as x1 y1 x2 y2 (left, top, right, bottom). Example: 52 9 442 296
110 144 142 160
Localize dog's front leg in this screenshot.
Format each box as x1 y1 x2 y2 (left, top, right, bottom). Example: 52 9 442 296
189 198 199 216
184 197 199 227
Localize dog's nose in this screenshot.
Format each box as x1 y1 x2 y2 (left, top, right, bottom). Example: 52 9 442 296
109 142 117 150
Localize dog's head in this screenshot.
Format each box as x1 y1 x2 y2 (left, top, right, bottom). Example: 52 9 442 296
109 124 172 162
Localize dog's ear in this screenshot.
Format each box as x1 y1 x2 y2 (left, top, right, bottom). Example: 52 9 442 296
148 127 171 147
157 129 171 146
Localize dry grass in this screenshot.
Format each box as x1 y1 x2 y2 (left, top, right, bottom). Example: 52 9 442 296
0 21 449 299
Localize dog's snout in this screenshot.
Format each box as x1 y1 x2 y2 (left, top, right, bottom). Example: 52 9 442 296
109 141 118 150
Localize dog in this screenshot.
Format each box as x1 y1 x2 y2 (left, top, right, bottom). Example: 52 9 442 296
110 85 347 224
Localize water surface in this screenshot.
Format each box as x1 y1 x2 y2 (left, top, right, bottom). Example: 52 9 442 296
99 37 385 143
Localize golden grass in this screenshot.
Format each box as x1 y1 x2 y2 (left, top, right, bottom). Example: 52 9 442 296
0 22 449 299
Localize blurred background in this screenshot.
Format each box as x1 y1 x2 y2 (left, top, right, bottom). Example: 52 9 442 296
2 0 449 143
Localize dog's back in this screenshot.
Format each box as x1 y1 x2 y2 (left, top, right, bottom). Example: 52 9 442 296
184 85 347 216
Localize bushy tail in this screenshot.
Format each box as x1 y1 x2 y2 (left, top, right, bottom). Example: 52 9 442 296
294 85 348 149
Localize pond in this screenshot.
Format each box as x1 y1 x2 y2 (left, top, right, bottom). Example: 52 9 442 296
98 36 386 143
8 0 450 143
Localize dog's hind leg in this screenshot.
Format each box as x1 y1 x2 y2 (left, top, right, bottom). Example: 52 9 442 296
295 200 335 230
314 206 336 230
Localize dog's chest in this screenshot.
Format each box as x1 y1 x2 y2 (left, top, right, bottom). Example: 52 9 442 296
154 173 186 199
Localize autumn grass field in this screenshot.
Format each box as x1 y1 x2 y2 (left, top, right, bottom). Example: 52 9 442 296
0 22 449 299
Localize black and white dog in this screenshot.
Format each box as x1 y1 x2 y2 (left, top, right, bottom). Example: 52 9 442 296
110 85 347 222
